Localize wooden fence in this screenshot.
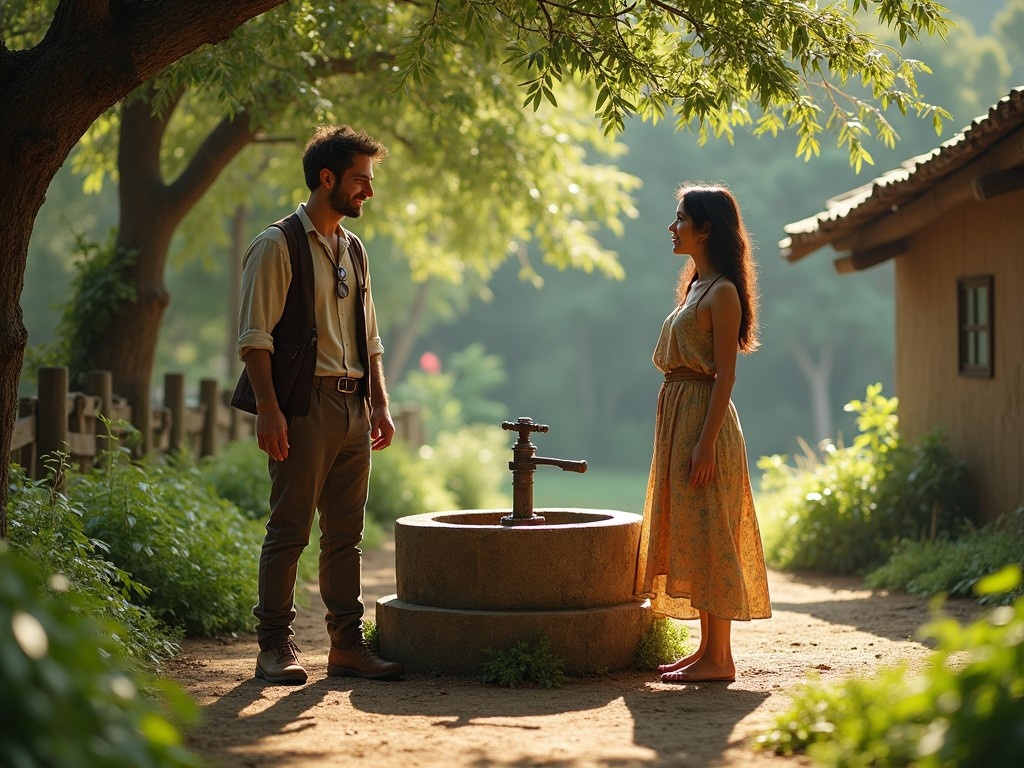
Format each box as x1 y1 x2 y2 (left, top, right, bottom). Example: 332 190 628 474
9 367 256 478
10 366 425 479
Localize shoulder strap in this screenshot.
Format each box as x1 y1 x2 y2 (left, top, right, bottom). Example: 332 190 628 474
268 212 316 339
346 231 367 292
694 274 724 309
271 213 304 274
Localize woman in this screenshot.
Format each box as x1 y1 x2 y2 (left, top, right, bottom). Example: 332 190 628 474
635 183 772 683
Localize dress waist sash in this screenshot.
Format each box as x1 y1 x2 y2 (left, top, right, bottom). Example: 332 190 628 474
663 366 716 383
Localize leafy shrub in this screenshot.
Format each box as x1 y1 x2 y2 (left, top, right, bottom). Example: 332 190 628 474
198 438 270 519
6 460 181 667
871 431 973 544
391 342 508 443
755 566 1024 766
481 634 568 689
0 546 202 768
367 439 455 527
634 618 692 671
758 385 973 575
421 424 511 509
866 505 1024 606
70 446 265 637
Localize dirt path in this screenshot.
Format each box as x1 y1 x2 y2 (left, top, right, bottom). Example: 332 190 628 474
167 540 980 767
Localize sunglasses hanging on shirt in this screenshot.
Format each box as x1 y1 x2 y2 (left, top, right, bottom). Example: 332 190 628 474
335 264 349 299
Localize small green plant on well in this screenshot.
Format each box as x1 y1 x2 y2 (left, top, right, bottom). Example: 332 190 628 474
362 619 380 651
481 634 568 689
635 618 692 671
754 565 1024 766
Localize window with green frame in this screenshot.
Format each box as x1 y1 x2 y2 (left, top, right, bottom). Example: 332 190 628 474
957 275 994 377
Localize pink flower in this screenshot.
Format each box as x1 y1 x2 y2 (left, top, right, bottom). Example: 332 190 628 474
419 352 442 374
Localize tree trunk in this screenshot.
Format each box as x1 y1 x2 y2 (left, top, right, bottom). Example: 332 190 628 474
0 0 287 536
227 205 248 383
387 281 433 385
792 340 836 445
77 88 257 450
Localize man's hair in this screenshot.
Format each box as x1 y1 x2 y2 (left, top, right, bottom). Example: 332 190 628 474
302 125 388 191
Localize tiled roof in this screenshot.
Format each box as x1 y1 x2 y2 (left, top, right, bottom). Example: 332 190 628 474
781 87 1024 262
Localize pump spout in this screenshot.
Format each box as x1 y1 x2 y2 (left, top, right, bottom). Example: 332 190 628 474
533 457 588 473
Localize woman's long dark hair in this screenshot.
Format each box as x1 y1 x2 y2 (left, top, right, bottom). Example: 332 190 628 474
674 183 760 352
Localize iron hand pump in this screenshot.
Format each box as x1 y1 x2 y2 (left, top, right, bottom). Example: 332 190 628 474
500 417 587 526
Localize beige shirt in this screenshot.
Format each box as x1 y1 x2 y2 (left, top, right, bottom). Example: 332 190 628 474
236 204 384 377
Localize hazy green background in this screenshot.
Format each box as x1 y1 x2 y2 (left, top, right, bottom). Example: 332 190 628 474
20 1 1021 506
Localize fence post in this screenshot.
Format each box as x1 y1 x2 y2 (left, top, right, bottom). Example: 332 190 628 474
83 370 113 458
164 372 186 453
199 378 219 458
36 366 69 481
396 404 424 449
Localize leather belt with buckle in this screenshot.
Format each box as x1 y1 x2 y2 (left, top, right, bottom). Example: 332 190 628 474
313 375 361 394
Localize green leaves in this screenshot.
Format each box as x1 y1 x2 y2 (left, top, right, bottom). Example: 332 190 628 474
757 578 1024 765
0 550 202 768
393 0 953 166
758 384 973 576
481 633 568 688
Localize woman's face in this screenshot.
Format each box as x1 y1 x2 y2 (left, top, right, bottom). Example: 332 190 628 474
668 198 703 257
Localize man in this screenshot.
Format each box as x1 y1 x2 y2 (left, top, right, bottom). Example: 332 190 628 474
235 125 402 684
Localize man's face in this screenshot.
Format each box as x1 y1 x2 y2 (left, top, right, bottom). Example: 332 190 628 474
328 154 375 218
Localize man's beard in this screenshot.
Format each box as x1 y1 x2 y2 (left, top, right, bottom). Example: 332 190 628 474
329 185 363 218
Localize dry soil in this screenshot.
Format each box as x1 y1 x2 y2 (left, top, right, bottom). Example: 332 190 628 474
166 539 980 768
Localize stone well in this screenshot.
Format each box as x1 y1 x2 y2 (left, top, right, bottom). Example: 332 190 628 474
375 508 653 675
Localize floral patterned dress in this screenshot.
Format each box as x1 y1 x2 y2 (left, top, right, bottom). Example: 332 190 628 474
634 285 772 621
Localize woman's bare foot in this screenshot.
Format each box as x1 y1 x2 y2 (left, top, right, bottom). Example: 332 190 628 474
660 657 735 683
656 650 702 674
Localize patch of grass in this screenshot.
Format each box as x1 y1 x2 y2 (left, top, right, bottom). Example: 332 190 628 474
481 634 568 689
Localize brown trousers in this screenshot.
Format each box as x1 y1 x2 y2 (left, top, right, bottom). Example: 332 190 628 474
254 387 370 651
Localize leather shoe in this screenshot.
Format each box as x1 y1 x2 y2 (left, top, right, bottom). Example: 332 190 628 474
255 640 307 685
328 638 403 680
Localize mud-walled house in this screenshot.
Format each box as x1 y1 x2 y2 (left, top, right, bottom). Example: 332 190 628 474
780 88 1024 524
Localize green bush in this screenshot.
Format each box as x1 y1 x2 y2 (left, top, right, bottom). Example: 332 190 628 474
0 546 202 768
634 618 692 671
481 634 568 689
70 447 264 637
391 342 508 443
367 439 455 526
422 424 511 510
758 385 973 575
755 566 1024 766
6 460 181 667
866 505 1024 606
198 438 270 519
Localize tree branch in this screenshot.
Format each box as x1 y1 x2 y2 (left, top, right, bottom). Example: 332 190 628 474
165 109 257 223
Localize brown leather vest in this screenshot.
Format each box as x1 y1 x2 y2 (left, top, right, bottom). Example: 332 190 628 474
230 213 371 416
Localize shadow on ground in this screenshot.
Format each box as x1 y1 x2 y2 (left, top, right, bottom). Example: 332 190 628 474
188 669 768 767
